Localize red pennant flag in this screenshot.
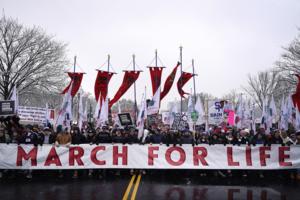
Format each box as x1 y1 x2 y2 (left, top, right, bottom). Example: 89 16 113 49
94 70 114 102
160 62 180 101
177 72 193 98
149 67 163 95
62 72 84 97
292 74 300 111
109 71 140 108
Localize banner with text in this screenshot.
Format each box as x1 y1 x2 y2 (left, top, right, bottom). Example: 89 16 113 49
18 106 54 124
0 144 299 170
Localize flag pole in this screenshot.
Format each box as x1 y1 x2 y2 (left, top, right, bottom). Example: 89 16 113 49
107 54 111 125
133 54 137 125
72 55 76 126
155 49 158 94
155 49 158 67
192 59 197 104
179 46 183 115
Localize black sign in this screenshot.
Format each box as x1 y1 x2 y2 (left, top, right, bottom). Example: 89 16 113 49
171 113 189 131
118 113 133 126
0 101 15 116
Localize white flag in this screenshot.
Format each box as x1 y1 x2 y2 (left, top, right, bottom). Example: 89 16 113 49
45 103 50 125
261 97 268 131
97 97 109 127
147 86 160 115
83 99 88 122
268 95 277 128
78 94 84 130
55 82 73 130
250 102 256 132
195 96 204 125
10 85 19 114
94 97 101 120
169 102 178 126
286 95 294 124
279 97 287 130
137 93 147 139
235 95 244 128
187 95 194 131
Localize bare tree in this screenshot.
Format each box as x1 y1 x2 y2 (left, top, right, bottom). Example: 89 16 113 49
276 31 300 86
0 15 67 100
222 89 240 108
243 70 282 109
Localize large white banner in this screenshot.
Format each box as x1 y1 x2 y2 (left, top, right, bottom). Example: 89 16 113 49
0 144 299 170
18 106 54 124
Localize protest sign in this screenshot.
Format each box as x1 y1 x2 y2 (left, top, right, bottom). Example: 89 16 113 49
0 101 15 116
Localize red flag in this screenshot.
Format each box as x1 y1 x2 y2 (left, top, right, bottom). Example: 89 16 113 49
149 67 163 95
160 62 180 101
177 72 193 98
62 72 84 97
94 70 114 102
109 71 140 108
292 74 300 111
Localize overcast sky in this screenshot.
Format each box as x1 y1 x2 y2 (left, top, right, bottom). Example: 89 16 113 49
2 0 300 109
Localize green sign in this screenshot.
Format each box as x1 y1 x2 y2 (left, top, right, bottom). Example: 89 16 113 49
191 111 199 122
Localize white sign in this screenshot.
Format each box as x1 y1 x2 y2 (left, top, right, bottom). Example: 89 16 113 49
0 144 299 170
18 106 53 124
208 100 224 125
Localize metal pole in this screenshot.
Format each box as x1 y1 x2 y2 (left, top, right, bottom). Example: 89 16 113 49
73 56 77 73
133 54 137 125
205 95 209 132
89 103 92 123
155 49 158 67
155 49 158 95
179 46 183 114
192 59 197 104
107 54 110 72
72 56 76 125
77 93 80 124
107 54 111 125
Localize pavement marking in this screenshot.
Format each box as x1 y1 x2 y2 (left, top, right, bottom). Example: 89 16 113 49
122 175 136 200
130 174 142 200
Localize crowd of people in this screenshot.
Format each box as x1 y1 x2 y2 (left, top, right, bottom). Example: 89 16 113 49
1 115 300 181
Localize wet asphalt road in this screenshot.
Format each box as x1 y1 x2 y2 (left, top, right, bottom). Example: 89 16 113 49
0 170 299 200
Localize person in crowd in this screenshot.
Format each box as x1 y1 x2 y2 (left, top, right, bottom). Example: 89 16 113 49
172 130 182 146
71 126 86 145
70 126 86 179
162 130 173 146
209 133 222 145
0 124 10 179
21 125 38 146
19 125 39 179
225 131 239 145
85 129 96 144
237 129 250 145
181 130 194 145
251 131 266 146
55 127 71 147
148 127 163 144
280 131 294 146
55 127 71 178
93 126 111 144
0 124 11 144
91 126 112 178
112 129 125 144
270 130 283 145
